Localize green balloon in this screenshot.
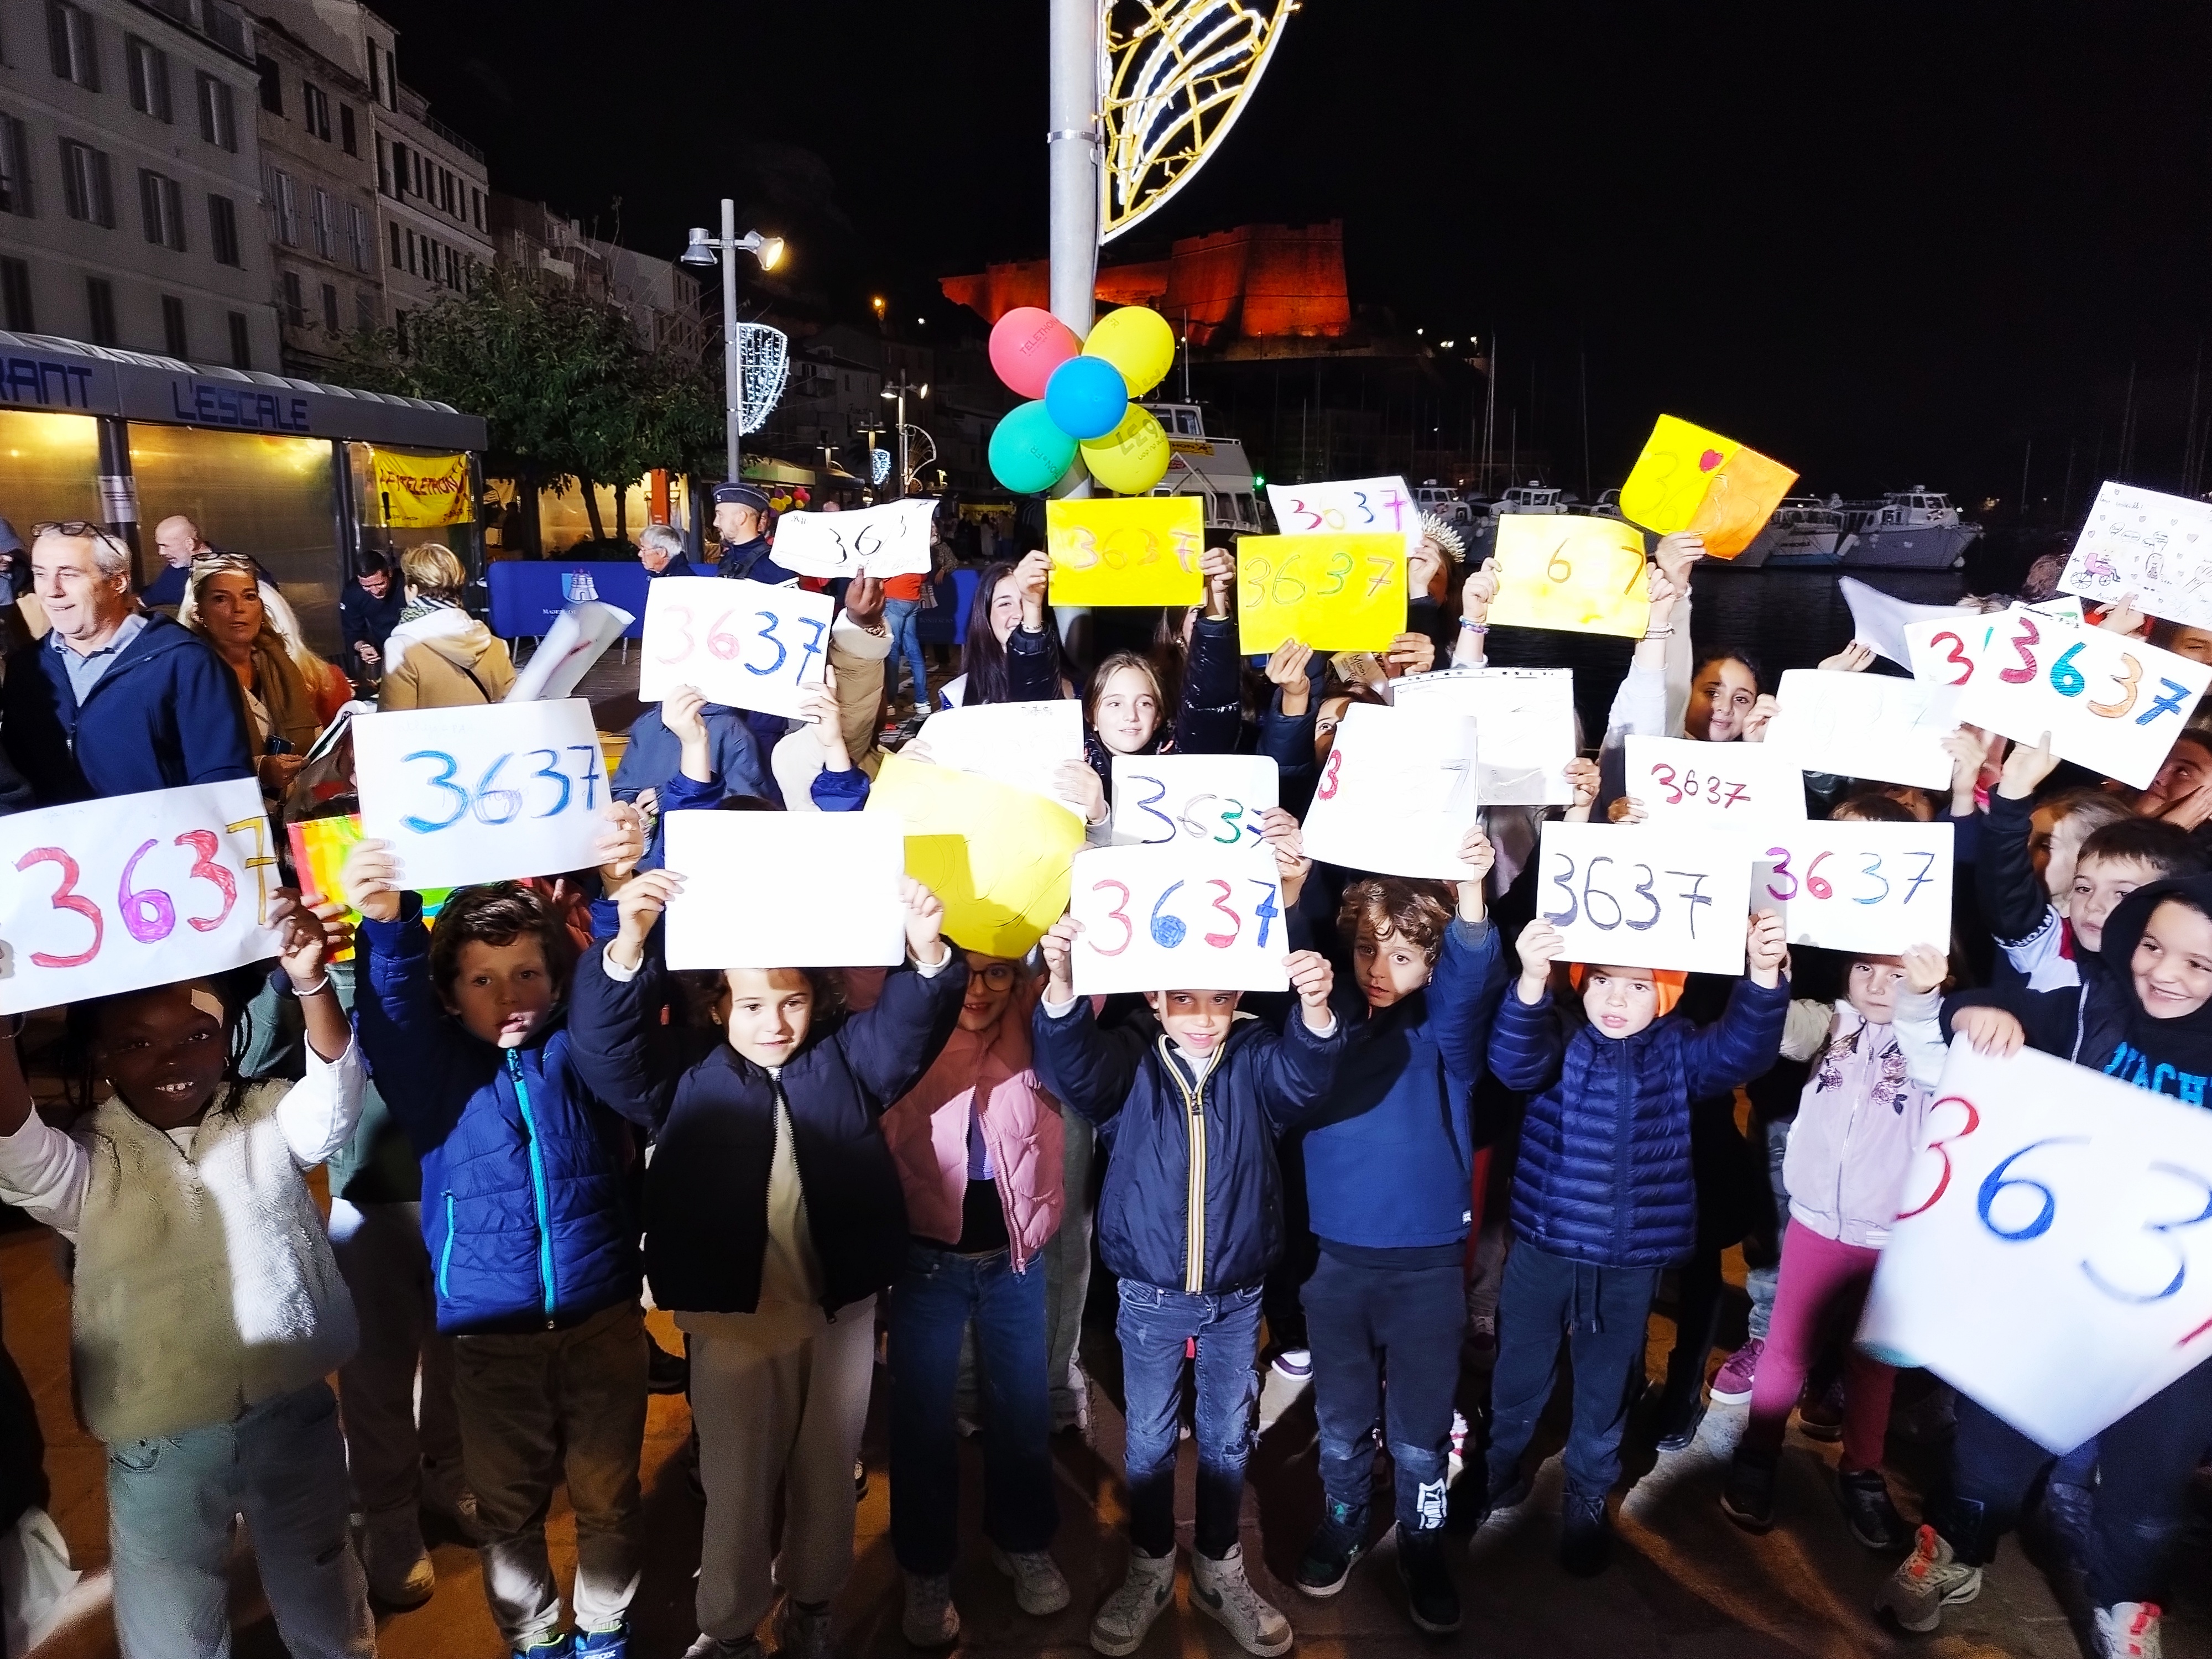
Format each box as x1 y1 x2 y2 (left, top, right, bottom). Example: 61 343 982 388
989 400 1078 494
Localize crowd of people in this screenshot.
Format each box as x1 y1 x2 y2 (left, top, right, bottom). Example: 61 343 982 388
0 493 2204 1659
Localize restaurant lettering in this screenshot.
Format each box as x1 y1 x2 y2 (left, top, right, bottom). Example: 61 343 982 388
168 379 313 434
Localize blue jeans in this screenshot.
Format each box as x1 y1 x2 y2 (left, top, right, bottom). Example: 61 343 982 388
106 1380 374 1659
1116 1280 1262 1559
887 1241 1057 1573
884 597 928 706
1485 1241 1658 1500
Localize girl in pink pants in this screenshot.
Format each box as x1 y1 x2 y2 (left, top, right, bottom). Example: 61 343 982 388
1719 946 1949 1548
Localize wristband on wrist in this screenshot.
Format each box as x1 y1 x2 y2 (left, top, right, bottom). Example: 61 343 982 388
289 974 332 998
1642 625 1676 640
1460 620 1489 633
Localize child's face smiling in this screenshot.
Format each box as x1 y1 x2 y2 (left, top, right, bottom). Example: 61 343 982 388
1582 967 1660 1040
1093 665 1161 755
2131 900 2212 1020
442 937 555 1048
2070 854 2164 954
1145 989 1240 1056
1354 924 1432 1010
98 983 229 1131
725 968 814 1065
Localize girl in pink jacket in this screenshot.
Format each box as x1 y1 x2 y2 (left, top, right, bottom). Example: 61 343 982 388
1720 943 1949 1550
878 956 1068 1647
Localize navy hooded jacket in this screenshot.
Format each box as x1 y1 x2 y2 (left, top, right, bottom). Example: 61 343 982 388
1488 975 1788 1268
356 896 646 1335
1034 995 1345 1293
2 612 253 804
566 943 968 1317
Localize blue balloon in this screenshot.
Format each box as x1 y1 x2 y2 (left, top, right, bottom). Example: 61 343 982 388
988 400 1078 494
1044 354 1130 442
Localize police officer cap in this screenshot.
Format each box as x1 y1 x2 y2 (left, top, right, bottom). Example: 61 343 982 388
713 482 771 513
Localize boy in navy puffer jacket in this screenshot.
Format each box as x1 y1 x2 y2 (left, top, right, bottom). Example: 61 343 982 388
345 830 652 1659
1034 912 1344 1659
1479 909 1788 1577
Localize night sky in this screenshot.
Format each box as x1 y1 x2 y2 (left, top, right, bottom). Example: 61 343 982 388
375 1 2212 510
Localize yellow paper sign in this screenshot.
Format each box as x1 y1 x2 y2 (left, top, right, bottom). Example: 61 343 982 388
371 450 473 528
1046 497 1204 606
1236 534 1406 653
1488 517 1651 639
864 754 1085 958
1618 415 1797 559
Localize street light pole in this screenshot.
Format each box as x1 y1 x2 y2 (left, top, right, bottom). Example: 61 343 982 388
880 374 928 499
720 197 742 484
1048 0 1098 502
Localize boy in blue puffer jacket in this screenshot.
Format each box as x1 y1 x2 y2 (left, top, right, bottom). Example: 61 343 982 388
1289 827 1506 1635
1034 913 1344 1659
1479 908 1788 1577
345 836 651 1659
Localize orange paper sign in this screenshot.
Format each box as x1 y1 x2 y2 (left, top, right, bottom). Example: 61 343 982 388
1618 415 1797 559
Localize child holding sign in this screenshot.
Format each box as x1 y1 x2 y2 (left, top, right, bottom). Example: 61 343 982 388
1477 910 1788 1576
0 900 374 1659
1032 915 1343 1659
566 865 968 1659
344 833 655 1659
1291 828 1507 1636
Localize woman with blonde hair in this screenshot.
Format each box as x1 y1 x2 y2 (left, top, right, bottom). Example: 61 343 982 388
179 554 351 797
378 542 516 709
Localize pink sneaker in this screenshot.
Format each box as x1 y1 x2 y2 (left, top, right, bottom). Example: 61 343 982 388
1709 1338 1764 1406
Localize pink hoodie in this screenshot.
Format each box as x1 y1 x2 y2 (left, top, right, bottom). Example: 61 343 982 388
880 976 1066 1272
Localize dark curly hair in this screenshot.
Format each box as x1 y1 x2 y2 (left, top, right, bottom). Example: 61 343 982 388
427 883 578 1005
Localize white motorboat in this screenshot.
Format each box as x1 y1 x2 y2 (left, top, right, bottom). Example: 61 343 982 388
1836 487 1983 570
1738 495 1849 568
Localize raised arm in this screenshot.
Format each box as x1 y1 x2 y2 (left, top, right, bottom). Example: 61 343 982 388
344 844 472 1152
1174 552 1244 755
567 868 718 1131
1978 735 2062 948
1032 914 1146 1123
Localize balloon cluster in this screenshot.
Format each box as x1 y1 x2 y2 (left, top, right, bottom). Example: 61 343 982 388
985 305 1178 496
765 486 811 514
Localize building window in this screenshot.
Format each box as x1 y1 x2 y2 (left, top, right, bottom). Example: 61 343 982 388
311 185 332 258
375 135 389 195
338 102 356 155
389 141 408 199
472 186 482 230
387 219 399 268
445 244 458 288
320 281 337 332
197 74 236 151
59 138 112 226
354 288 375 333
440 168 453 215
85 275 114 345
126 35 170 121
269 165 298 246
381 46 397 111
139 169 184 249
347 202 369 272
207 191 240 265
161 293 186 357
405 228 416 276
1 258 33 331
0 115 29 216
227 310 249 369
366 36 379 103
254 53 280 115
281 269 304 327
301 81 329 140
46 1 96 91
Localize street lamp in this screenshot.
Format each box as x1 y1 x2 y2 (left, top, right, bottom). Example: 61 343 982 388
680 199 787 484
879 374 928 498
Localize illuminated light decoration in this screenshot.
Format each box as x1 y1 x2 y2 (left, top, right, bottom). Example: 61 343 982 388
736 323 789 436
1099 0 1295 244
870 447 892 486
900 425 937 491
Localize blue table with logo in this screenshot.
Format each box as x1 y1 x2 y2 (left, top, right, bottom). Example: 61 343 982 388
486 560 651 643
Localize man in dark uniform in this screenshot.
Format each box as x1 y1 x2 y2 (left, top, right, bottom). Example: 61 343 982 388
712 482 796 586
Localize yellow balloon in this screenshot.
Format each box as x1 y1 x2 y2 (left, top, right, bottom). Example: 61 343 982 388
1079 405 1171 495
1082 306 1177 397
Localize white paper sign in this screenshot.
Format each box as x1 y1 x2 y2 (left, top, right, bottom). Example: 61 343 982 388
2059 479 2212 630
1901 614 1997 729
1534 821 1755 975
1300 702 1482 880
1762 670 1955 790
0 780 285 1014
1625 735 1807 826
1950 604 2210 790
1391 667 1577 805
914 700 1086 808
769 498 938 580
1111 754 1278 848
1841 575 1966 669
1860 1040 2212 1452
637 576 833 719
661 811 906 969
354 698 607 890
1750 821 1953 954
1070 843 1290 997
1266 474 1423 559
504 601 635 703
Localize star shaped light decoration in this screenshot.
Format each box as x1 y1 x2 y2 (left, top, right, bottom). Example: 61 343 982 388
1099 0 1295 244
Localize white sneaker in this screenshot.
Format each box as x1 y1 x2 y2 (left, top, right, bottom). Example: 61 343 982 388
774 1597 841 1659
1875 1526 1983 1634
1090 1548 1176 1657
1190 1545 1292 1657
993 1544 1071 1615
421 1459 486 1544
360 1509 433 1609
2098 1602 2163 1659
901 1572 959 1647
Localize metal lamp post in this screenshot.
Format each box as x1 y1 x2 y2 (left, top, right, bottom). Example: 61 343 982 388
680 200 786 484
879 373 928 498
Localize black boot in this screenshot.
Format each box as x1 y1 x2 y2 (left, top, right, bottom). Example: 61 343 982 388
1395 1526 1461 1634
1295 1500 1369 1597
1653 1388 1709 1453
1720 1447 1777 1533
1559 1487 1613 1577
1838 1467 1912 1552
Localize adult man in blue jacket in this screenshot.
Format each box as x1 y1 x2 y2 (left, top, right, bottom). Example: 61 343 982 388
712 483 796 586
1 523 253 804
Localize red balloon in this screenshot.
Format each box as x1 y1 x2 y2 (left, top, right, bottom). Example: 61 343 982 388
989 307 1082 399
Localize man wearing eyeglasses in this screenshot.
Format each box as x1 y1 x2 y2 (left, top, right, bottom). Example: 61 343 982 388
1 521 253 805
